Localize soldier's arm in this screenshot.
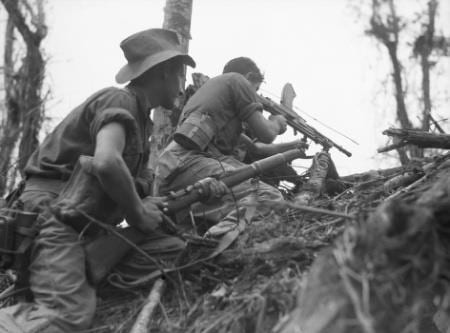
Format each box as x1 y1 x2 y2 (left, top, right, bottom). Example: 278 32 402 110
91 122 163 233
245 112 287 143
252 139 308 157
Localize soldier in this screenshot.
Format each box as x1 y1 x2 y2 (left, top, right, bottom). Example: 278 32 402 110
0 28 197 332
155 57 288 234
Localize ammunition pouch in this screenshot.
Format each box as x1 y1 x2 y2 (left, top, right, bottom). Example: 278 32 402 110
50 155 123 234
174 112 215 151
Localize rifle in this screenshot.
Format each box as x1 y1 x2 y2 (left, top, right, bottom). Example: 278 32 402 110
84 148 305 285
257 95 352 157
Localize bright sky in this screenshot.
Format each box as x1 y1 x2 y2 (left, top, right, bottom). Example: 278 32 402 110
42 0 450 176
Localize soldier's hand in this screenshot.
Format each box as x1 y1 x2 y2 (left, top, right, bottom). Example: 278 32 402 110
135 196 167 233
295 139 309 151
144 196 168 212
269 115 288 134
194 177 229 202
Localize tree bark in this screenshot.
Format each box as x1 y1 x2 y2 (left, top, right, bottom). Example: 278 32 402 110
0 0 47 195
148 0 193 181
0 17 21 195
415 0 438 133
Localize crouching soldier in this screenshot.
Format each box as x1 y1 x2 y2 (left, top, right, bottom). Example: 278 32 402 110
0 28 196 332
155 57 288 235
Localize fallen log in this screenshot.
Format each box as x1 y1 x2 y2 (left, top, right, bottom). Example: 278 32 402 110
217 236 326 266
340 166 404 183
277 167 450 333
130 278 165 333
378 128 450 153
382 170 423 194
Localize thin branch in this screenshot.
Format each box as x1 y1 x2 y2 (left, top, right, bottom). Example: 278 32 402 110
1 0 36 45
130 278 166 333
378 141 407 153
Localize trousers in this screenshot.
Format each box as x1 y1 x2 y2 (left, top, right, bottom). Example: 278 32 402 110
155 142 284 228
0 180 95 332
0 179 184 332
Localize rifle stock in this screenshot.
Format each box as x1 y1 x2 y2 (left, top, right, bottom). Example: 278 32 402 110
84 148 305 285
257 95 352 157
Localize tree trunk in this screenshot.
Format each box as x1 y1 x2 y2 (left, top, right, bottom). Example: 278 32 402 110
386 44 415 163
18 42 45 172
148 0 193 181
0 17 21 195
386 44 412 131
419 0 437 133
0 0 47 196
369 0 419 164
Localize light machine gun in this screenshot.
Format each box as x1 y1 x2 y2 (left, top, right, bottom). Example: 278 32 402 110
185 73 352 157
257 95 352 157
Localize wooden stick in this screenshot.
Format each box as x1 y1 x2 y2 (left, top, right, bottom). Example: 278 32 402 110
377 141 406 153
287 202 353 219
429 114 445 134
266 200 353 219
130 278 166 333
381 128 450 150
384 174 428 201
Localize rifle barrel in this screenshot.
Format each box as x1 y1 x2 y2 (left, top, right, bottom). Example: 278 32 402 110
258 95 352 157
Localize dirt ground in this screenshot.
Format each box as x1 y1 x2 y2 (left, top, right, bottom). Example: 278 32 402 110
1 153 449 332
84 152 450 333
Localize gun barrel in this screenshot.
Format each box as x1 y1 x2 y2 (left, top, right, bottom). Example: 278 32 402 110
257 95 352 157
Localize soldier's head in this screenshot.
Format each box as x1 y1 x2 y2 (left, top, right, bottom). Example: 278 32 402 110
223 57 264 92
115 28 196 109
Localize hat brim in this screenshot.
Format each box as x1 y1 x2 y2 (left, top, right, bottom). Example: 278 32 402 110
115 50 196 84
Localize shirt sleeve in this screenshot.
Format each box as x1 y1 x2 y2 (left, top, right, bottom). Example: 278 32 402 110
88 89 139 145
229 74 263 121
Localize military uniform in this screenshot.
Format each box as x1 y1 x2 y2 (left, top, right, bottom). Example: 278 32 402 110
0 85 183 332
156 73 283 228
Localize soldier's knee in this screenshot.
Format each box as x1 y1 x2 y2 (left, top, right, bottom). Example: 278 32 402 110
55 291 97 331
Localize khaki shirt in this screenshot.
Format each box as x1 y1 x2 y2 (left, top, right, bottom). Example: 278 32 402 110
177 73 263 155
25 84 153 182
